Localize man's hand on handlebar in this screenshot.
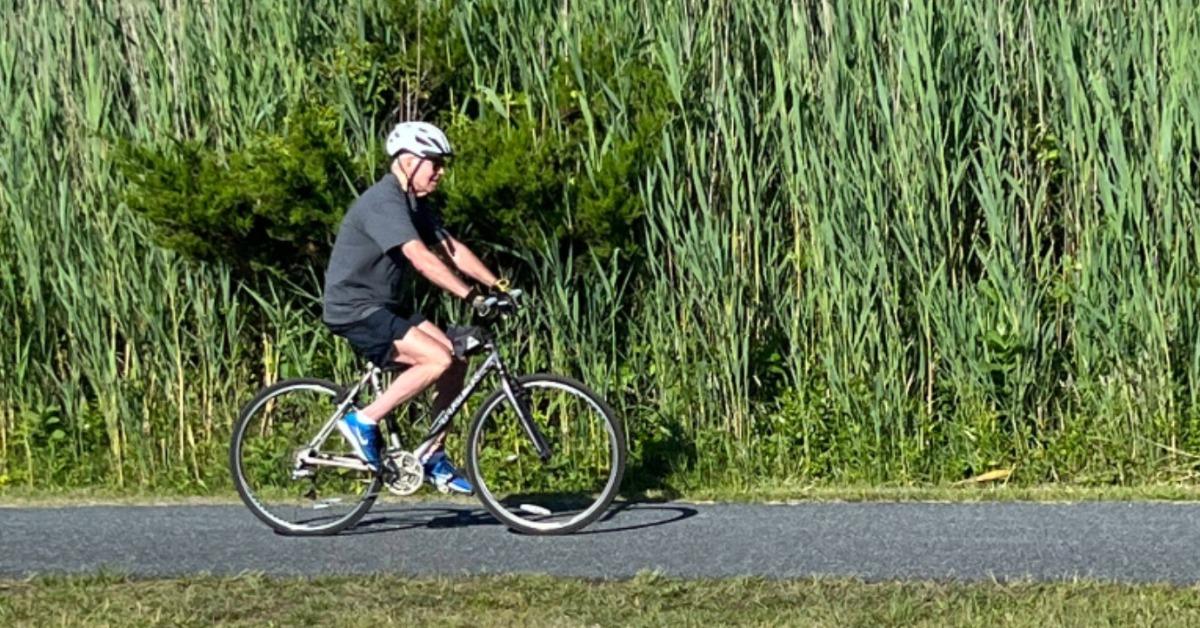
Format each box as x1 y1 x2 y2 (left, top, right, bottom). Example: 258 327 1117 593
465 282 522 320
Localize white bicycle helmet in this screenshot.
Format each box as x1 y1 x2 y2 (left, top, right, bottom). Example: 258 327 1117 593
385 121 453 159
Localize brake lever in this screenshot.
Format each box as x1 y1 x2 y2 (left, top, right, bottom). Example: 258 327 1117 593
480 289 522 320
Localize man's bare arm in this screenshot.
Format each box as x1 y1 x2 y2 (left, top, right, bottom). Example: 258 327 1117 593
438 236 500 287
398 240 474 298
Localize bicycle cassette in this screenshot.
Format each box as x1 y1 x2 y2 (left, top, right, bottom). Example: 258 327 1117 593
383 450 424 496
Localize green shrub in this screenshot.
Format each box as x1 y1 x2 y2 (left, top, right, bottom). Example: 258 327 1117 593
118 10 668 281
119 105 371 278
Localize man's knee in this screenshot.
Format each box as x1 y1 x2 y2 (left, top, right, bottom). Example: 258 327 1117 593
391 329 450 367
401 340 451 374
429 349 453 373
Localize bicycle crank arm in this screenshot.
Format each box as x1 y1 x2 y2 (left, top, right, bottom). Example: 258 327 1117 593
298 454 372 473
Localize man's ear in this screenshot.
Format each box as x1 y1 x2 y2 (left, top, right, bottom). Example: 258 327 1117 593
394 153 414 173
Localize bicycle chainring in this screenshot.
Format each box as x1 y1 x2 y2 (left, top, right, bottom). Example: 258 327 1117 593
383 450 424 496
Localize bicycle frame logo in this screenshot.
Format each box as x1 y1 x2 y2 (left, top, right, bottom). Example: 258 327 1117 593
417 351 502 439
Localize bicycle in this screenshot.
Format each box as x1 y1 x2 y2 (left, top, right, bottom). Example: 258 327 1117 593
229 291 626 536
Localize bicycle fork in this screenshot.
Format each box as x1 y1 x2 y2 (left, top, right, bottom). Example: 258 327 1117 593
497 366 553 463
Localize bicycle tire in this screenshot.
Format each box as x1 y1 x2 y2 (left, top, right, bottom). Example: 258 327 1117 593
230 377 380 536
466 373 626 535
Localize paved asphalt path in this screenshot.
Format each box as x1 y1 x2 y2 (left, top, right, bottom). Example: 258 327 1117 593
2 501 1198 583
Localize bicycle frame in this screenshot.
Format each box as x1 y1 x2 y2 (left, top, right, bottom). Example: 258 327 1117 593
296 339 551 474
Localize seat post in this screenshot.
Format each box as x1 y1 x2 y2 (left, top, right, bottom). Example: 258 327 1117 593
367 363 384 397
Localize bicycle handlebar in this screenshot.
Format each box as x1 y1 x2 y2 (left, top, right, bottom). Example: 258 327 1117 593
474 288 523 322
481 288 522 308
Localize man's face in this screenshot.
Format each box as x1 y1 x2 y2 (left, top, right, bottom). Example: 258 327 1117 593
401 154 446 196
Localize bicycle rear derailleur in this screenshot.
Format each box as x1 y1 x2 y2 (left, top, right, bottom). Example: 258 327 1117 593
382 449 424 496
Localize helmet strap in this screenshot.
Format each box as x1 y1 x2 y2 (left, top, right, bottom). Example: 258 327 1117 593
391 152 427 206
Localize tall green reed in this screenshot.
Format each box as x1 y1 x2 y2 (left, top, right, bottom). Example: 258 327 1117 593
4 0 1200 492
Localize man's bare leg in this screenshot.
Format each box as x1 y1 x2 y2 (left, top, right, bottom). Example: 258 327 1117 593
359 326 452 422
412 321 466 459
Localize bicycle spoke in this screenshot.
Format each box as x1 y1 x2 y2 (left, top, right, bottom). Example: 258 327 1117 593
469 375 625 534
232 379 380 535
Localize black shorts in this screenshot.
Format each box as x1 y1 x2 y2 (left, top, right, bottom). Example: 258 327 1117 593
326 308 427 366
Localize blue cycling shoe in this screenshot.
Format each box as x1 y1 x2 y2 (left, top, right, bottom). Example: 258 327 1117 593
336 410 383 471
423 451 474 494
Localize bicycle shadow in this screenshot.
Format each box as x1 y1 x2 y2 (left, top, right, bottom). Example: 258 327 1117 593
340 499 697 537
570 500 698 536
338 506 492 535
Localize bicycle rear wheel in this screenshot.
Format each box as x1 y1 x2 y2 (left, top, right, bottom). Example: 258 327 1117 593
230 378 380 535
466 374 625 535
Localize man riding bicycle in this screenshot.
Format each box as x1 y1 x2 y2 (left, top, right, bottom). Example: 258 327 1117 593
322 121 507 494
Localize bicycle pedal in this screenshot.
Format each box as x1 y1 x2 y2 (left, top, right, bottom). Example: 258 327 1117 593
291 468 315 480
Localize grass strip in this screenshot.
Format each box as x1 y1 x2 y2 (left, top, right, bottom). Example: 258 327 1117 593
2 572 1199 627
4 483 1200 507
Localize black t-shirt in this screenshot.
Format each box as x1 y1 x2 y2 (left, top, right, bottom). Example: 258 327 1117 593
322 175 449 325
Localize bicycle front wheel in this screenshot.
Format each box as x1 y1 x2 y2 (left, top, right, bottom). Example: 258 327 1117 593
230 378 381 536
466 374 626 535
